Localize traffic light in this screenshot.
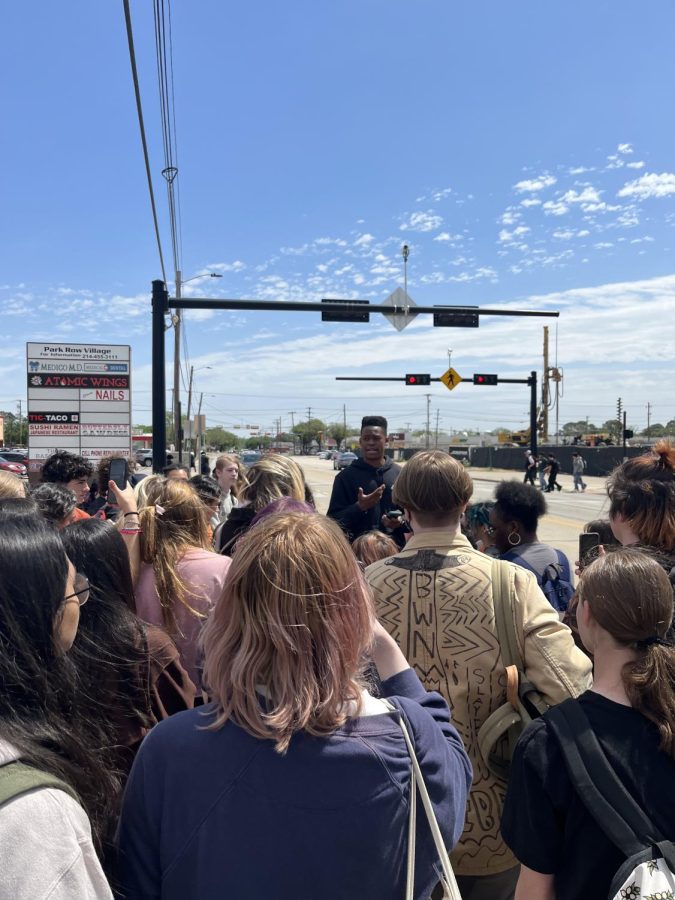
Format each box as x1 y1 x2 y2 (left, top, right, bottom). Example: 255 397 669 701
623 429 634 440
473 373 498 385
405 374 431 385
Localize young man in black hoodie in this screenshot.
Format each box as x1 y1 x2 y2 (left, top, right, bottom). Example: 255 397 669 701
327 416 407 547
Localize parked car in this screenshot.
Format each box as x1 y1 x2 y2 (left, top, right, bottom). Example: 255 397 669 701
134 448 175 468
0 449 29 465
317 450 332 459
329 450 339 460
0 456 28 477
240 450 263 468
334 451 357 471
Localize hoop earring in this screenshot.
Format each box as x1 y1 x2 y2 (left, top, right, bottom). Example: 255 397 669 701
508 531 521 547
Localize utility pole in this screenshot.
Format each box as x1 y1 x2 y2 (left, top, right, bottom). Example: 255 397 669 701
425 394 431 450
622 409 628 460
434 409 440 449
186 364 194 456
173 270 182 463
617 397 623 444
541 326 550 442
17 400 23 446
288 411 296 454
196 391 203 457
646 402 651 440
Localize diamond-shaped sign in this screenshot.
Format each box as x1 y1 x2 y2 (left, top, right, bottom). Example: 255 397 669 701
440 367 463 391
381 287 418 331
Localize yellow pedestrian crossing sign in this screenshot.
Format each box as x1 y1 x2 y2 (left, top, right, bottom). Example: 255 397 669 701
440 367 462 391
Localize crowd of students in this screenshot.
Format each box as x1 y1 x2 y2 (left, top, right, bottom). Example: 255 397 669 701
0 424 673 899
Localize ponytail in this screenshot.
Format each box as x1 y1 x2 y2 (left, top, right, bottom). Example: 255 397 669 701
623 641 675 759
579 547 675 758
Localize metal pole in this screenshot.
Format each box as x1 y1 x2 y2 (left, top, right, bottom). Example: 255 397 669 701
529 370 538 459
425 394 431 450
434 409 440 449
623 410 627 460
186 365 194 457
174 270 182 464
152 280 168 473
542 326 549 442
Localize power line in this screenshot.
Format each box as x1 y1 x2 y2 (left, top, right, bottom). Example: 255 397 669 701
122 0 167 284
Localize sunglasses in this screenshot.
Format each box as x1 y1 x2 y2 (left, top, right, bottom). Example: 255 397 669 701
64 573 90 607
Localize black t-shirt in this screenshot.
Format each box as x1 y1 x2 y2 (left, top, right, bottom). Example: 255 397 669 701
501 691 675 900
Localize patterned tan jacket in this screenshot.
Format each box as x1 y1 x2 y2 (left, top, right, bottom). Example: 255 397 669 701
366 531 592 877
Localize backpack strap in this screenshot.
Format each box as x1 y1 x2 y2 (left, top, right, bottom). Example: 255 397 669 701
547 699 662 858
0 762 78 808
491 558 521 671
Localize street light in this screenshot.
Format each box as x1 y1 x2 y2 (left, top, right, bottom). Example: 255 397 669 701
172 272 223 463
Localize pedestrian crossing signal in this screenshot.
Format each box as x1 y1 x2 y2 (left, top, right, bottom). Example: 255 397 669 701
473 373 498 385
405 374 431 385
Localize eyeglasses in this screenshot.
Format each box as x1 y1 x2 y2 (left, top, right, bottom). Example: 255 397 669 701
63 573 90 606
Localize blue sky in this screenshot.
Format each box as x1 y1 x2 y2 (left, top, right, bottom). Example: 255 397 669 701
2 1 675 437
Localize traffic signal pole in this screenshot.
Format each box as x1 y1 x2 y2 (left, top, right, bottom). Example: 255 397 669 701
337 371 539 457
150 281 559 471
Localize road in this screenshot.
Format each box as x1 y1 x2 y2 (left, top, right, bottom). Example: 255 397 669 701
293 456 610 568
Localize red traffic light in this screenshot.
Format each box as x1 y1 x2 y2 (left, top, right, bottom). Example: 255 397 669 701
405 373 431 385
473 373 498 385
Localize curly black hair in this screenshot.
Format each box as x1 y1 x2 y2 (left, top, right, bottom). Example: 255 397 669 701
40 450 92 484
493 480 547 533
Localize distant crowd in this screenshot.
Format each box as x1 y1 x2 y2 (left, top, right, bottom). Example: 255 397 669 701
0 421 673 899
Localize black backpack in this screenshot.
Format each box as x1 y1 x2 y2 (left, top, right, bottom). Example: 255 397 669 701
548 699 675 899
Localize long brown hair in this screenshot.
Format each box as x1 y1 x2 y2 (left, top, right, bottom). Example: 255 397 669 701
607 440 675 551
202 512 373 753
139 478 211 636
579 548 675 758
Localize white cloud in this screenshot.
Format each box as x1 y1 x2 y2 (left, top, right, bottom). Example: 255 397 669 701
626 161 645 170
431 187 453 202
617 143 634 154
552 229 576 240
205 260 246 273
400 210 443 232
561 186 602 205
569 166 592 175
498 225 530 243
542 199 569 216
433 231 463 243
520 198 541 208
513 174 557 193
353 233 375 246
594 242 614 249
618 172 675 200
500 209 521 226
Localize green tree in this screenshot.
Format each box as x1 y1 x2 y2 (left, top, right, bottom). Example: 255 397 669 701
641 423 666 437
205 427 241 451
0 412 24 446
292 418 327 452
562 420 598 435
327 422 347 450
245 435 272 449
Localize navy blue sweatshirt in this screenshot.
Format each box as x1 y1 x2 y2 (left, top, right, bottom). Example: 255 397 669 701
116 668 472 900
327 456 406 545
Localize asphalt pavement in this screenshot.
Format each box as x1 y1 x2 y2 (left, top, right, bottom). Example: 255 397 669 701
294 457 610 576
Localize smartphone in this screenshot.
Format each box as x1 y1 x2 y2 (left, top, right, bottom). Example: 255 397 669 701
107 458 129 496
579 532 600 569
386 509 403 519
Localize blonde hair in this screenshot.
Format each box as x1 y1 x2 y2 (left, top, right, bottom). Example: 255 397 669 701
134 473 165 510
393 450 473 527
352 531 399 567
0 471 27 499
214 454 246 500
139 478 211 636
202 512 373 753
240 455 307 512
